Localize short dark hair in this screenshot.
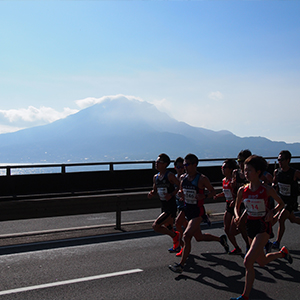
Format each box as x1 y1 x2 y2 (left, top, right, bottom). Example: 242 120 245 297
174 157 184 166
238 149 252 161
184 153 198 165
279 150 292 161
158 153 171 166
223 159 238 170
244 155 267 177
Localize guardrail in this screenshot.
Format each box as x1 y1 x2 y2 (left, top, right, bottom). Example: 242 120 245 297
0 156 299 230
1 155 292 175
0 158 229 176
0 188 224 230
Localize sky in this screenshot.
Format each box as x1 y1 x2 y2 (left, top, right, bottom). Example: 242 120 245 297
1 0 300 143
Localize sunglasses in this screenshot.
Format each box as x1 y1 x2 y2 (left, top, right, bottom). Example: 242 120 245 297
156 160 165 164
175 165 184 169
183 163 191 167
278 158 285 162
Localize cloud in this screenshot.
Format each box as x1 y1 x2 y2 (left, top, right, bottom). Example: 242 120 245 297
148 98 172 114
75 97 102 109
0 124 24 134
0 106 78 128
75 94 144 109
0 94 172 135
208 91 224 101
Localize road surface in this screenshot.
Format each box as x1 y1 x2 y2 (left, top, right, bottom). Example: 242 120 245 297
0 220 299 300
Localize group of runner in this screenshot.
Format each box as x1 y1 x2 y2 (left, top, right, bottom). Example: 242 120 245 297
147 150 300 300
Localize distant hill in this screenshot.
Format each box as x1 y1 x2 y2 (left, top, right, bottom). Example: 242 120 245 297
0 96 299 164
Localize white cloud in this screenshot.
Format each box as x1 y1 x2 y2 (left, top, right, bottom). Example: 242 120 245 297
75 94 144 109
0 124 24 134
208 91 224 101
0 95 148 134
148 98 172 114
75 97 102 109
0 106 78 128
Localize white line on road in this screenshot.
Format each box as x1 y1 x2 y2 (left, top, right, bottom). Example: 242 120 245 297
0 269 143 296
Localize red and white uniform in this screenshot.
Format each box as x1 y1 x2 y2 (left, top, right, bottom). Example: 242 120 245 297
223 178 234 202
242 184 268 220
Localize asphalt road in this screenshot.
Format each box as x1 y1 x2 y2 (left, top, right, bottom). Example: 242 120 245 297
0 220 299 300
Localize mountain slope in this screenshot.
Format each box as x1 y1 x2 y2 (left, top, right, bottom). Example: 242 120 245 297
0 96 299 163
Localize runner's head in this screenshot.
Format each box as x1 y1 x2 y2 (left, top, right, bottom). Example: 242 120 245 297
244 155 268 179
174 156 184 175
237 149 252 172
278 150 292 165
155 153 171 171
184 154 198 174
184 153 198 166
222 159 237 176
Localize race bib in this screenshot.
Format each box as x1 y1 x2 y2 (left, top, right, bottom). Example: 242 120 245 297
183 188 197 204
157 187 168 201
278 182 291 196
223 188 233 201
243 198 266 217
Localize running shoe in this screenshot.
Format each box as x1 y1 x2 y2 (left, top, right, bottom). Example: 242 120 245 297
173 231 180 250
168 263 183 273
230 296 247 300
280 246 293 264
228 247 242 255
265 240 273 254
220 234 229 252
168 246 181 253
176 248 183 257
272 240 280 250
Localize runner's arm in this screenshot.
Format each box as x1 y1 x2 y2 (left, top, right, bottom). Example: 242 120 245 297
266 185 284 219
234 186 244 224
199 175 216 200
148 175 157 199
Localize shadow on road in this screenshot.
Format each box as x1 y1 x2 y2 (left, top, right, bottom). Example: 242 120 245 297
172 251 298 300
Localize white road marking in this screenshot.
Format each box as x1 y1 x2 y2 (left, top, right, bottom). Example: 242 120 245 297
0 269 143 296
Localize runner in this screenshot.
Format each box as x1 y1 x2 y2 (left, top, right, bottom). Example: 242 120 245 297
260 168 275 253
171 157 187 254
272 150 300 249
148 153 181 251
214 159 242 254
230 155 292 300
169 153 229 273
232 150 252 253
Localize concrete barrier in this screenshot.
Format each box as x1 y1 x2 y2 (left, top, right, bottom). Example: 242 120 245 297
0 188 224 229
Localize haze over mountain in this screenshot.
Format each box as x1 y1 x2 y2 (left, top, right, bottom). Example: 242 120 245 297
0 96 299 164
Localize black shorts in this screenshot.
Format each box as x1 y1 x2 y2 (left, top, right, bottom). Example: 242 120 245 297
246 218 272 239
184 204 206 221
225 201 235 215
176 198 185 211
161 199 177 219
285 200 299 213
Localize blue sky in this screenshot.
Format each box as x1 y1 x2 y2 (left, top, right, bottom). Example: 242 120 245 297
1 0 300 143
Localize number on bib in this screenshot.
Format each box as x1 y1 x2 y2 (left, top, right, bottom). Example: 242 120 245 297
243 198 266 217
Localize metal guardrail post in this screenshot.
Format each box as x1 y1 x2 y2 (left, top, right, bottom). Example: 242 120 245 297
110 163 114 172
6 167 11 176
115 197 121 230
